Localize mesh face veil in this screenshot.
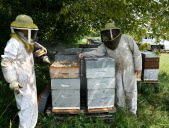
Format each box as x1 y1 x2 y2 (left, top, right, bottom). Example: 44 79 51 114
11 27 38 44
101 29 121 42
10 15 39 43
101 24 122 50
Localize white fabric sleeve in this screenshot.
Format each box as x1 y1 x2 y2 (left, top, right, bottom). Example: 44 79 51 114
83 43 106 57
1 39 18 83
127 35 142 70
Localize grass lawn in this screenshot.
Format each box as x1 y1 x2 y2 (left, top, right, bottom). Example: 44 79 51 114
0 53 169 128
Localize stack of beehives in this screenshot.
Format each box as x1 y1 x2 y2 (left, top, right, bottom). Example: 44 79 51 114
84 57 115 112
50 52 81 113
50 48 116 113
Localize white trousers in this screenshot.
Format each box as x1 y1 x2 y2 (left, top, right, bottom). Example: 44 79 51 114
14 90 38 128
115 69 137 114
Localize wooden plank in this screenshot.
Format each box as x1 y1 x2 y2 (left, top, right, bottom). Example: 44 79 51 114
52 107 116 113
88 107 116 113
38 86 51 112
51 79 80 89
52 109 80 113
51 89 80 108
87 78 115 89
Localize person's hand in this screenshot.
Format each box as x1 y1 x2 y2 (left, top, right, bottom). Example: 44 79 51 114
9 81 23 93
79 53 85 59
135 70 142 75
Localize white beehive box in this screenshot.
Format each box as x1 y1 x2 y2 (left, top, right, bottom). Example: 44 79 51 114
84 57 115 110
85 57 115 78
87 78 115 109
51 79 80 110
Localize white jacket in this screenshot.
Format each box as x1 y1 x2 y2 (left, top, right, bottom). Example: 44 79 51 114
1 38 38 128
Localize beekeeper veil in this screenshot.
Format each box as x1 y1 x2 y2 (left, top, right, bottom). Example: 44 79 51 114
101 23 121 50
10 14 38 43
10 15 39 52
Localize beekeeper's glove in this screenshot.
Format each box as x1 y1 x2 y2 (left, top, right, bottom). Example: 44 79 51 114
9 81 23 93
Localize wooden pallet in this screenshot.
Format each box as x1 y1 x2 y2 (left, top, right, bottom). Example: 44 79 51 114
51 107 116 114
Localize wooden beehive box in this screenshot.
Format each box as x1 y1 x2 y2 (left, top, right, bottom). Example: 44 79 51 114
51 52 81 112
50 61 80 79
84 57 115 110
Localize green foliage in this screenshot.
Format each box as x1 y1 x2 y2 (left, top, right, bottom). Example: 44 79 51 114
138 43 151 51
34 62 51 95
1 0 169 55
0 72 18 128
1 0 169 127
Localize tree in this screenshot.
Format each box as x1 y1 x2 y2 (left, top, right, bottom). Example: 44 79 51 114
0 0 169 52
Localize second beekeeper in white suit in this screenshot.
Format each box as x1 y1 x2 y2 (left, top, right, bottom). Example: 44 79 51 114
1 14 47 128
79 23 142 115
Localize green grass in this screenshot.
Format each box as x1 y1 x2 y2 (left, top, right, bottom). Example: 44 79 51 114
0 53 169 128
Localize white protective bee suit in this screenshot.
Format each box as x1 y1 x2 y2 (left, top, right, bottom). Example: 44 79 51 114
1 15 47 128
83 24 142 114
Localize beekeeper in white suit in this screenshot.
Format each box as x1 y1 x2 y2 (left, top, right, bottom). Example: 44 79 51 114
1 14 47 128
79 23 142 115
